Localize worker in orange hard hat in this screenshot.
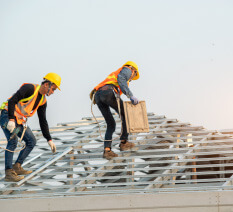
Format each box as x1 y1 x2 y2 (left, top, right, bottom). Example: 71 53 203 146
0 73 61 182
90 61 140 160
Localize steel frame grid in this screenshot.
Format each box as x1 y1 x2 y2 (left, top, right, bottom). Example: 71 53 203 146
0 112 233 199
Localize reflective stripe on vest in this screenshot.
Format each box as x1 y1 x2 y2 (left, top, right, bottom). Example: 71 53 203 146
3 83 46 124
94 66 135 95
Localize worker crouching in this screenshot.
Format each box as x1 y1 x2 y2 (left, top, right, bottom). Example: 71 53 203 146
90 61 140 160
0 73 61 182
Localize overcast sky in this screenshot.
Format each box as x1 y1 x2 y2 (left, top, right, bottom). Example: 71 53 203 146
1 0 233 139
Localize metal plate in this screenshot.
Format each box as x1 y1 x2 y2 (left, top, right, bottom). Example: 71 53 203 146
123 101 149 133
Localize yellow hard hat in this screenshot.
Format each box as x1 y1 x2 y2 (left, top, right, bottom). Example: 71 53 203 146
123 61 140 80
44 73 61 90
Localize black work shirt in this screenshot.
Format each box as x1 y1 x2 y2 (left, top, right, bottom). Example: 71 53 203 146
8 84 52 141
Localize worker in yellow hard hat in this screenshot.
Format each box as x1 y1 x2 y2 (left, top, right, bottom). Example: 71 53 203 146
0 73 61 182
90 61 140 160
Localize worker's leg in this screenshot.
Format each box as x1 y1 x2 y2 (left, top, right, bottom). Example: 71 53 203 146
109 96 128 141
95 90 116 148
15 126 37 165
0 110 18 170
108 95 135 151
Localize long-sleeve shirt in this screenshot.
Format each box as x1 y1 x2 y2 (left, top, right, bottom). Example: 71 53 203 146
7 84 52 141
117 67 134 98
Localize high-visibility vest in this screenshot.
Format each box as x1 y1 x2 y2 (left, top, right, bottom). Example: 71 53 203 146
94 66 135 95
1 83 46 124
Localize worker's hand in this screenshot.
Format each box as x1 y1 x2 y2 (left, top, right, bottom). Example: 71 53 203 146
48 140 56 153
130 96 139 105
7 119 16 133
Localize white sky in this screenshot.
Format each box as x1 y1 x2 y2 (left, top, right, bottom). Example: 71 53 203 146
1 0 233 139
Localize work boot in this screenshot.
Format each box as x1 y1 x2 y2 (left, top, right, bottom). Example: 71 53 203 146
5 169 24 182
120 141 135 151
103 150 118 160
13 163 32 175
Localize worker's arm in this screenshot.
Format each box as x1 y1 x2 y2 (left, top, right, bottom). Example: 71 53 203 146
37 103 52 141
117 67 134 98
8 84 34 119
38 102 56 153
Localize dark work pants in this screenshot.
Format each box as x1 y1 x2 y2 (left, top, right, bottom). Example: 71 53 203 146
94 89 128 148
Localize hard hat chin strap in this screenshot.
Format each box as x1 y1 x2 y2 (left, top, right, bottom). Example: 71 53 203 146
46 81 52 96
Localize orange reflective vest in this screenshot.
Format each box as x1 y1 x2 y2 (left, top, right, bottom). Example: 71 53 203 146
94 66 135 95
3 83 46 124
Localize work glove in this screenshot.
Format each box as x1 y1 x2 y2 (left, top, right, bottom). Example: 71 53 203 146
130 96 139 105
48 140 56 153
7 120 16 133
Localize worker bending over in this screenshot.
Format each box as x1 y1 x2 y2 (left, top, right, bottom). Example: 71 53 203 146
91 61 140 160
0 73 61 182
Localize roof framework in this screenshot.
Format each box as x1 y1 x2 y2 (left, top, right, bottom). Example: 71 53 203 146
1 112 233 199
